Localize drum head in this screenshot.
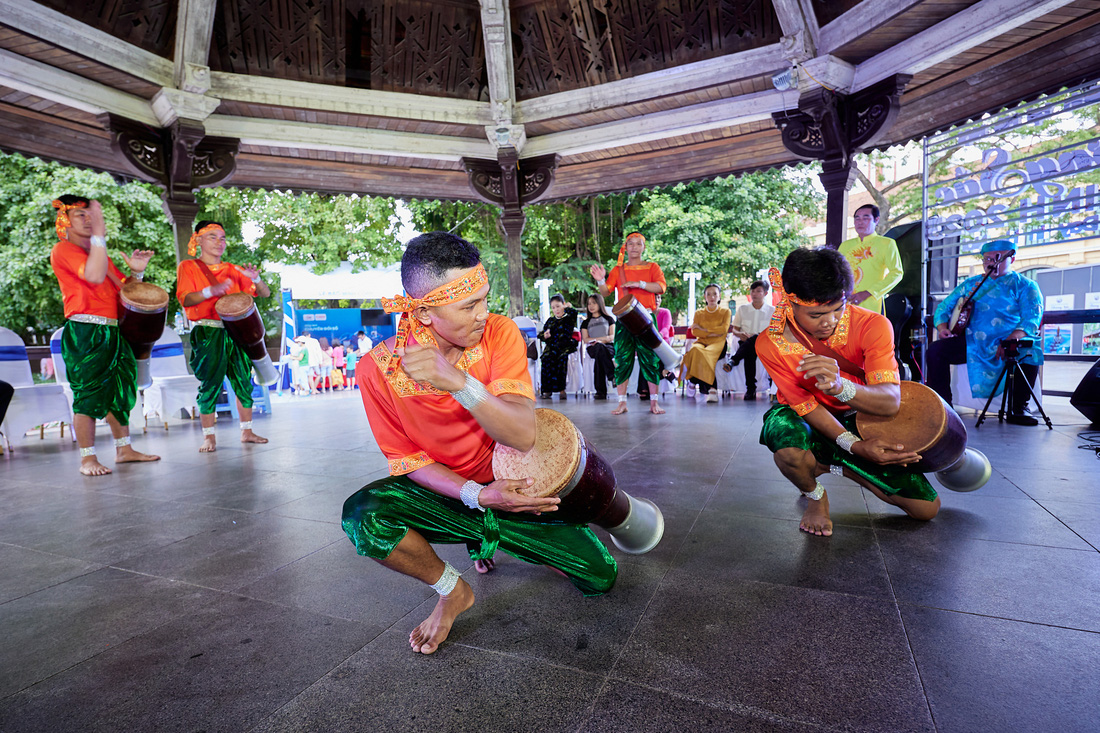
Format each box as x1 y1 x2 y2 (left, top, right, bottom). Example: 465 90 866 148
215 292 255 319
611 294 638 317
120 281 169 312
856 381 947 455
492 408 582 498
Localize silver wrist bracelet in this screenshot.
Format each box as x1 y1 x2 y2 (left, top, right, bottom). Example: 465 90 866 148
90 235 106 249
131 271 144 281
835 431 860 453
459 480 485 511
451 373 489 410
835 377 857 403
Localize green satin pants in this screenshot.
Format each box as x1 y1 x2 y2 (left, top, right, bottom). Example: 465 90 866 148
342 475 618 597
61 320 136 424
189 325 254 415
759 404 938 502
613 325 662 386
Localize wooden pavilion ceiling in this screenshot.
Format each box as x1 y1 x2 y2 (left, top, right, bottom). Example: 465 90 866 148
3 0 1100 203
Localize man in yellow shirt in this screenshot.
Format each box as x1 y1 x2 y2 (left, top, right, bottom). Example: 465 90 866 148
837 205 903 315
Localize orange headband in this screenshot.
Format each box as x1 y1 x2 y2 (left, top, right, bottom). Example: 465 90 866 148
615 232 646 269
767 266 831 334
380 263 489 379
52 199 87 241
188 223 225 257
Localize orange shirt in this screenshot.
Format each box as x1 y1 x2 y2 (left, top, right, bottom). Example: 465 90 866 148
176 259 257 321
50 240 128 319
605 262 666 310
357 313 535 483
756 305 899 417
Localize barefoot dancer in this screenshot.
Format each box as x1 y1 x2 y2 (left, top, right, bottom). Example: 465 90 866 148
589 233 667 415
49 196 160 476
342 232 617 655
756 248 940 536
176 221 270 452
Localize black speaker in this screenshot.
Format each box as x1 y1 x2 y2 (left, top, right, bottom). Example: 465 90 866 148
1071 358 1100 425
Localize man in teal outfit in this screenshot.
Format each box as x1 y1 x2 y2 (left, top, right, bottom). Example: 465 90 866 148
927 240 1044 425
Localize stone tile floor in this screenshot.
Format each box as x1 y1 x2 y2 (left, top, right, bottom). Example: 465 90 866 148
1 391 1098 732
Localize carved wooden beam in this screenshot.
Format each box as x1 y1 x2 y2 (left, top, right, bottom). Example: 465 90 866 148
462 153 561 211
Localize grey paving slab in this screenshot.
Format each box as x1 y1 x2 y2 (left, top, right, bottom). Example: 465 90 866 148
1037 499 1100 551
249 628 604 733
0 593 374 733
0 567 220 698
0 544 102 604
709 476 874 529
613 578 935 733
901 606 1100 733
879 531 1100 630
1000 467 1100 504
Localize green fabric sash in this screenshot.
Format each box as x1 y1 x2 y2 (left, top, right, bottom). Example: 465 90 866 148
61 320 136 423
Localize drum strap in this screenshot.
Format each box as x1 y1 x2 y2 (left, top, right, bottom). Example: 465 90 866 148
787 318 866 382
194 259 223 289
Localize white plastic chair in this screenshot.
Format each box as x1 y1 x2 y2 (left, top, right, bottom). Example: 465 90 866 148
0 326 70 445
142 329 200 429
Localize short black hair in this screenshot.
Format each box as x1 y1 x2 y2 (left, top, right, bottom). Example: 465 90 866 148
550 293 565 304
195 220 223 231
401 231 481 298
704 283 720 293
750 280 769 292
55 195 90 207
855 204 879 219
781 248 853 305
356 330 365 336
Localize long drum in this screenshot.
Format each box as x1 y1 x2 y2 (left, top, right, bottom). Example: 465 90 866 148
214 292 279 386
611 294 681 371
119 281 168 390
856 381 991 491
492 408 665 554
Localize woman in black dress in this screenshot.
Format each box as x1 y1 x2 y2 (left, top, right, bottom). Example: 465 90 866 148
539 294 578 398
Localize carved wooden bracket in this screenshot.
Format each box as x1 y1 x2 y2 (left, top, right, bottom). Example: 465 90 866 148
771 74 911 168
462 152 561 215
100 113 239 195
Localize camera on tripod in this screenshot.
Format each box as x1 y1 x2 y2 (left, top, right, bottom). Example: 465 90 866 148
999 338 1034 359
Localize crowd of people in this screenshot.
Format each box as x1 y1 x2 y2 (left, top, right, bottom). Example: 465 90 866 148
287 330 373 396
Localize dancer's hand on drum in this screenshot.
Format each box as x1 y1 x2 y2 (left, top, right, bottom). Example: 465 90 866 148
853 437 921 466
797 355 842 395
210 279 234 298
119 249 155 273
395 343 466 392
479 477 560 514
590 264 606 281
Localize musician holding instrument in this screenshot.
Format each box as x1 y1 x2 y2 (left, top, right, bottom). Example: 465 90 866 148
837 204 903 315
342 232 617 656
589 232 668 415
49 196 160 476
757 248 940 537
927 240 1044 426
176 220 270 452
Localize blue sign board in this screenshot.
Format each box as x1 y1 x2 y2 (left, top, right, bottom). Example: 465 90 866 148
296 308 395 346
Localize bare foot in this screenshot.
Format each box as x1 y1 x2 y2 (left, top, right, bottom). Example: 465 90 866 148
474 558 495 574
199 436 217 453
79 456 112 476
799 492 833 536
649 402 665 414
241 430 268 445
410 579 475 655
612 401 628 415
116 445 160 463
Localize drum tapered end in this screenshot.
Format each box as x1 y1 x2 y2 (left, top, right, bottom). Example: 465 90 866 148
935 448 992 492
608 496 665 554
252 355 279 386
135 359 152 390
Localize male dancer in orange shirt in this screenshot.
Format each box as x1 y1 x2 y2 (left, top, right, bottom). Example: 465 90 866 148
342 232 617 655
49 196 159 475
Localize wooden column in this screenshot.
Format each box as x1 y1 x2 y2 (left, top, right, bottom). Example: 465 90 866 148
463 151 560 317
773 75 909 248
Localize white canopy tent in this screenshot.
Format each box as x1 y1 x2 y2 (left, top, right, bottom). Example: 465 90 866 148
268 262 404 300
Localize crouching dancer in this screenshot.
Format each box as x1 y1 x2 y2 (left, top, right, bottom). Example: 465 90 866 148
342 232 617 655
756 248 940 536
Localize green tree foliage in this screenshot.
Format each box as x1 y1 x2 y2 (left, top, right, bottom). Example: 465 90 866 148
0 153 175 341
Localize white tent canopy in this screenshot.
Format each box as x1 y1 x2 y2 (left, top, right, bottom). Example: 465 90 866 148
268 262 403 300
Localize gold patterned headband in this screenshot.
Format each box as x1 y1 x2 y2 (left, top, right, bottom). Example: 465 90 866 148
615 232 646 268
188 223 225 257
380 263 489 378
53 199 87 241
767 266 832 334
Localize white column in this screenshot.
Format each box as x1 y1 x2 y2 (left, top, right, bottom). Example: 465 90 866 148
683 272 702 320
534 278 553 324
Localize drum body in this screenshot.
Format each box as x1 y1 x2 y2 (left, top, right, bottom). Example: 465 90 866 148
611 295 682 371
856 381 967 473
119 282 168 389
215 293 279 385
492 409 664 554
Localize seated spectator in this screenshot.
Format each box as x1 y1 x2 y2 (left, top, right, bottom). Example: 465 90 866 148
580 293 616 400
538 294 579 399
681 283 731 402
725 279 775 401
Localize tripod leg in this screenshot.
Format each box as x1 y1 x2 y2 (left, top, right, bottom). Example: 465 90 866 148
1015 362 1053 429
975 362 1010 429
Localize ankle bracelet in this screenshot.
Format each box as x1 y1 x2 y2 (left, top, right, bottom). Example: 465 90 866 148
431 562 460 596
239 421 252 430
801 482 826 501
202 426 216 436
80 446 96 457
114 436 131 447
